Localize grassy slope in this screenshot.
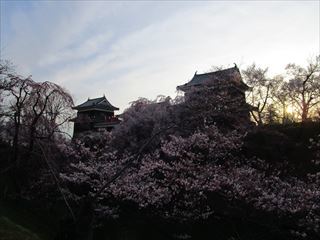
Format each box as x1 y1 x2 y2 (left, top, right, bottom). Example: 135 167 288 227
0 216 41 240
0 201 57 240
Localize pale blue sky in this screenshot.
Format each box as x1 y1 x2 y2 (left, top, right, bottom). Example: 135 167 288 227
1 1 319 112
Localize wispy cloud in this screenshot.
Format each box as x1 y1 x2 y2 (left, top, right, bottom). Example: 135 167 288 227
1 1 319 111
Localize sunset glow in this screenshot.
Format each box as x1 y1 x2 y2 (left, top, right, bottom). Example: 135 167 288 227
1 1 318 112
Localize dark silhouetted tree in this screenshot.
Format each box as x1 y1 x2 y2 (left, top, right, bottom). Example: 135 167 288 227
282 56 320 122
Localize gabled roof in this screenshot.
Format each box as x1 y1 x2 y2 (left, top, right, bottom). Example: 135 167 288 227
177 66 249 92
73 96 119 112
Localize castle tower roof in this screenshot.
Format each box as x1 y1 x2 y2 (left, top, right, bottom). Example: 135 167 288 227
177 66 249 92
73 96 119 112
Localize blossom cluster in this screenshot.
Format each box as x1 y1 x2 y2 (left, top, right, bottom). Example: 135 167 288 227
310 134 320 166
56 91 320 238
59 124 320 238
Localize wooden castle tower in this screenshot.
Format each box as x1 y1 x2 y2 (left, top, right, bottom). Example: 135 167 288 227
71 95 120 136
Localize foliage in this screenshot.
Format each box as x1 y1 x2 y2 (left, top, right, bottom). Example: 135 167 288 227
0 61 74 149
243 56 320 124
60 126 243 219
112 96 174 153
0 61 74 197
283 56 320 122
242 63 274 125
57 96 320 239
2 56 320 239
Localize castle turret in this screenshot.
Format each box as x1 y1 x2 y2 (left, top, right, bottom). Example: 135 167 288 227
177 66 254 125
71 95 120 136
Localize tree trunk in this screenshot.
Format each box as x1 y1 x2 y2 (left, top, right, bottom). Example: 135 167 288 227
257 110 263 126
12 113 20 166
301 103 308 122
27 124 36 157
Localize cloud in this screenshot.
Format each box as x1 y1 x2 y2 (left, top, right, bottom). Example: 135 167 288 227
2 1 319 112
39 32 114 66
2 2 110 72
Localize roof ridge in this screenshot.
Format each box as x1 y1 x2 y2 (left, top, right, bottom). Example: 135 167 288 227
196 66 237 76
74 95 119 111
88 96 105 101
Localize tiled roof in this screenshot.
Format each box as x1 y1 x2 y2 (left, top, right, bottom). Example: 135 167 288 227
73 96 119 111
177 66 249 91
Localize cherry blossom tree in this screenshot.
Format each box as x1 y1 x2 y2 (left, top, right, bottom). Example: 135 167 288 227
59 123 320 239
178 83 252 131
112 96 175 154
242 64 277 125
1 66 34 164
0 64 74 160
0 62 74 196
56 92 320 239
23 81 74 155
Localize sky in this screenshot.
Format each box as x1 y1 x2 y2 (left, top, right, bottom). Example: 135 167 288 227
1 1 319 113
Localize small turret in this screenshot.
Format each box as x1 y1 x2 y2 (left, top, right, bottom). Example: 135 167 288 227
71 95 120 137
